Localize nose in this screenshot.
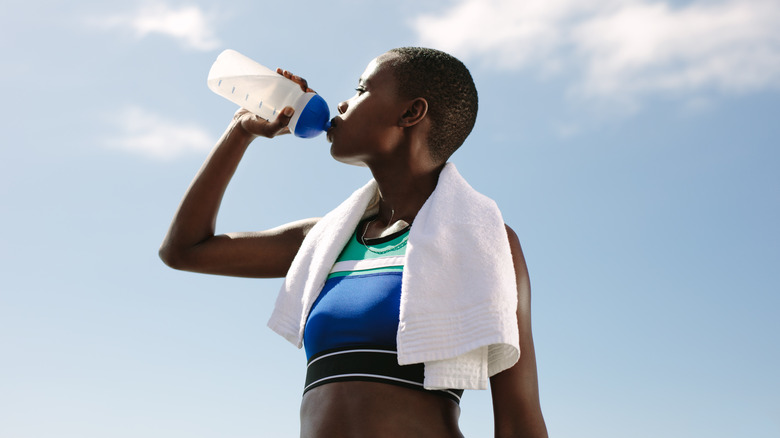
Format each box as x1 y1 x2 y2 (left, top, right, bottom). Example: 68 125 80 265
337 100 348 115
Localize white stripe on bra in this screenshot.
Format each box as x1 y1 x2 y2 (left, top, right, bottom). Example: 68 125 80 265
329 256 406 274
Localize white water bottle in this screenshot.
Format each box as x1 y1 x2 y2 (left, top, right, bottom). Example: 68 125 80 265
207 49 331 138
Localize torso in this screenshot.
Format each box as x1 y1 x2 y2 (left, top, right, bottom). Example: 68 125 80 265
300 382 463 438
300 219 464 437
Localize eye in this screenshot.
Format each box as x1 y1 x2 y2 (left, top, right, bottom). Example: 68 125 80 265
355 86 367 95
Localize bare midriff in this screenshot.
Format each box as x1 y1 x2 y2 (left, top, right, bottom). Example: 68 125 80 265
300 381 464 438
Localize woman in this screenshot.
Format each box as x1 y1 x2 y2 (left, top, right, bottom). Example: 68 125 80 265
160 47 547 438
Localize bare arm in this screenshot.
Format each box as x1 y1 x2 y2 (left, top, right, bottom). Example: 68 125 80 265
159 76 318 278
490 225 548 438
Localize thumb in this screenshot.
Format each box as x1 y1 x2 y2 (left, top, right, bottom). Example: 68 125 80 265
266 106 295 136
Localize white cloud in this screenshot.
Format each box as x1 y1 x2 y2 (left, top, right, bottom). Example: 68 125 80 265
94 3 221 51
413 0 607 71
412 0 780 104
105 106 214 160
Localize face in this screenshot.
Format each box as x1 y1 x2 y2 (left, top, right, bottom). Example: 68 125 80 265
327 53 406 166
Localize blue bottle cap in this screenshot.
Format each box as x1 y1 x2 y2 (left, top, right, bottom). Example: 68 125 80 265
294 94 331 138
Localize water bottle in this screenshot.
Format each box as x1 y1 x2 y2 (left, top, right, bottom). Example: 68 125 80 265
207 49 331 138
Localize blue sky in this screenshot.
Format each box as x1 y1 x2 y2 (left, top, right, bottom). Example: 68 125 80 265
1 0 778 436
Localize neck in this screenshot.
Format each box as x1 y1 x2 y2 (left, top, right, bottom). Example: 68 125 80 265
359 127 444 234
367 159 445 230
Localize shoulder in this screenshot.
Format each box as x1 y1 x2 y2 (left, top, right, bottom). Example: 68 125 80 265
504 224 525 263
503 223 530 285
504 224 520 245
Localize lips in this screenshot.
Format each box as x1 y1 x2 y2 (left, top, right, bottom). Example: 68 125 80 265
326 117 339 142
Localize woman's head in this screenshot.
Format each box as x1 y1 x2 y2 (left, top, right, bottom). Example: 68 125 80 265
385 47 478 163
330 48 478 167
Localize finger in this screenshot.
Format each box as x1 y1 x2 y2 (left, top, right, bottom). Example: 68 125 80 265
286 72 310 92
292 75 309 92
277 68 313 93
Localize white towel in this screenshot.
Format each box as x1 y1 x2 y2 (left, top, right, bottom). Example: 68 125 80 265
267 163 520 390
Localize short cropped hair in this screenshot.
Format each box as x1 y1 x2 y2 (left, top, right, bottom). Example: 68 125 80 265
387 47 478 162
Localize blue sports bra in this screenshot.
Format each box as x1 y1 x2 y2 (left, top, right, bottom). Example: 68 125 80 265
302 219 463 403
304 220 409 358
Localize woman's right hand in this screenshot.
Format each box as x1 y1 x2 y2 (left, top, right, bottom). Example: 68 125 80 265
233 107 294 138
234 67 314 139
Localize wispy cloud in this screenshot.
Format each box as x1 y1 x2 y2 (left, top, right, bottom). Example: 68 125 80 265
92 3 221 51
412 0 780 106
104 106 214 160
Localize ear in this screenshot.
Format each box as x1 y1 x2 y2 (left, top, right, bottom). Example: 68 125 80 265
399 98 428 127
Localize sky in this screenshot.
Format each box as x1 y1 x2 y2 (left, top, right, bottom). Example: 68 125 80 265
1 0 779 436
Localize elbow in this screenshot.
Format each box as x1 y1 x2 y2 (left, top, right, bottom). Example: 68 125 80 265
158 243 186 270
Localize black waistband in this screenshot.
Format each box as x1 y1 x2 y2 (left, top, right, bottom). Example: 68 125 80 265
304 347 464 404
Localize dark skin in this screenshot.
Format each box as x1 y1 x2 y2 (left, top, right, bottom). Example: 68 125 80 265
160 52 547 437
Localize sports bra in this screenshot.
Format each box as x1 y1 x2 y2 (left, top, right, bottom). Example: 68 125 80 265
302 218 463 403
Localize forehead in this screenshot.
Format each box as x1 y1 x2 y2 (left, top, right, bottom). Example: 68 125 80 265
359 53 399 84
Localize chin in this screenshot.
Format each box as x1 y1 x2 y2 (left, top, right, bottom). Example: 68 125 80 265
333 156 369 168
329 143 366 167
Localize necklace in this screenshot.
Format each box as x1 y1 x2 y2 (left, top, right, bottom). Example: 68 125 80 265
360 214 410 255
